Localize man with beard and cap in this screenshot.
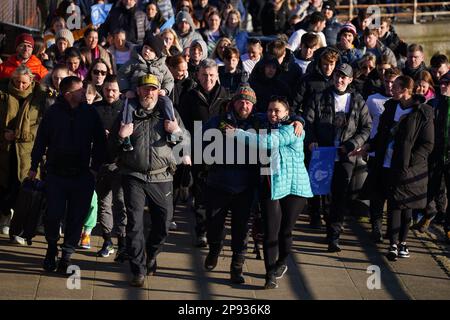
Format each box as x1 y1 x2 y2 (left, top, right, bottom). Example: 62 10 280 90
109 74 190 287
174 10 204 50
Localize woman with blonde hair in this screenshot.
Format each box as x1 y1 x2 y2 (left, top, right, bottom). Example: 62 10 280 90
159 28 183 56
223 9 248 54
211 37 233 66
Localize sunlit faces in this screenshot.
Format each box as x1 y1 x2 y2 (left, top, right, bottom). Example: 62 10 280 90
146 3 158 19
364 33 378 49
407 50 424 69
415 80 431 96
233 99 254 119
66 56 81 72
334 71 353 92
360 59 376 77
113 32 126 49
247 43 262 61
392 79 409 100
208 13 221 31
12 73 32 91
190 44 203 64
85 31 99 50
51 69 70 90
439 79 450 97
169 61 188 81
267 100 289 125
384 75 398 97
377 21 389 38
339 32 354 50
56 38 69 53
300 44 318 60
224 54 239 72
431 63 449 81
322 8 334 20
320 58 336 77
162 32 175 49
178 21 191 34
16 43 33 61
197 66 218 92
226 13 239 29
91 62 108 86
102 81 121 104
141 44 157 61
137 84 159 109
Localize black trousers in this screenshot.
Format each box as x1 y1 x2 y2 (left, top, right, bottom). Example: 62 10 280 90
261 195 307 275
122 176 173 276
44 172 95 255
327 160 357 242
426 161 450 232
387 206 412 245
205 186 254 257
191 164 207 237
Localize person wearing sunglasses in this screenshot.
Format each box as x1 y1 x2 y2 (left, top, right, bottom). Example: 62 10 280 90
85 59 111 100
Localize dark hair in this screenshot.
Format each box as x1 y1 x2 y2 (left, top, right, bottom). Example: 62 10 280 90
83 27 98 38
247 38 262 47
32 36 45 56
384 67 402 79
269 95 290 112
430 53 449 68
59 76 82 95
309 11 326 25
301 32 319 49
395 75 415 94
166 54 187 68
363 28 379 38
52 63 70 74
112 28 127 37
267 40 286 59
85 58 112 82
103 74 119 85
223 46 240 60
64 47 83 61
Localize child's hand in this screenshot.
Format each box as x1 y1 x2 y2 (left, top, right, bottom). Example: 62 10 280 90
119 123 134 139
159 89 166 96
164 119 181 134
290 121 303 137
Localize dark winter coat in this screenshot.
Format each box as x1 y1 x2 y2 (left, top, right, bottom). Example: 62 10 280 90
402 61 427 80
428 95 450 165
323 16 342 47
368 95 434 209
261 0 290 36
109 98 190 182
305 86 372 162
170 76 197 113
99 3 148 44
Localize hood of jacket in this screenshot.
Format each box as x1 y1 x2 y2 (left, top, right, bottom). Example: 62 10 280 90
175 10 196 33
190 39 208 60
131 45 166 68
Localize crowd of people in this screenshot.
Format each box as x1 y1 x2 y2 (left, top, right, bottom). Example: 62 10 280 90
0 0 449 290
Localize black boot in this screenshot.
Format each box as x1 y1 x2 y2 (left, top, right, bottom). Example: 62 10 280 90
230 254 245 284
371 219 384 244
114 236 129 262
43 243 58 272
146 254 157 276
204 244 221 271
57 251 72 274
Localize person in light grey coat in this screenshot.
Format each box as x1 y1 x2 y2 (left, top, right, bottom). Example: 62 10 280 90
117 34 174 96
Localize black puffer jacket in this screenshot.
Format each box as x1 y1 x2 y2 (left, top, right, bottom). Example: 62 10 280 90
170 76 197 113
428 95 450 164
305 86 372 161
278 49 303 94
368 95 434 209
402 61 427 80
261 0 290 36
109 98 190 182
178 83 230 134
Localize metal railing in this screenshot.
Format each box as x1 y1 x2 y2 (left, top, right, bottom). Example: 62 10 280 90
0 0 41 30
335 1 450 24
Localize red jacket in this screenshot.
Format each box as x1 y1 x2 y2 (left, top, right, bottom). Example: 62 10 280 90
0 55 48 81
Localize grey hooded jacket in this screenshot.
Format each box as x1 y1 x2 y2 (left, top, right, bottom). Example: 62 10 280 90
175 11 203 49
117 46 174 95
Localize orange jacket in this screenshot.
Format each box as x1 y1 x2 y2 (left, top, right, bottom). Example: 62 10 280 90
0 55 48 81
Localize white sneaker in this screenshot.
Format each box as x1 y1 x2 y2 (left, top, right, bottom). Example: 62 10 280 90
0 212 12 235
10 235 26 245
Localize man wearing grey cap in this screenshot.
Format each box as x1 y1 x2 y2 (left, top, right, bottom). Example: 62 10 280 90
305 63 372 252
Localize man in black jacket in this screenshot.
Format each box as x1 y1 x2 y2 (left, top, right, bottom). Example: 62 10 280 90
422 71 450 244
305 64 372 252
109 74 190 287
99 0 148 45
402 44 427 79
93 75 128 261
29 76 106 273
179 59 229 247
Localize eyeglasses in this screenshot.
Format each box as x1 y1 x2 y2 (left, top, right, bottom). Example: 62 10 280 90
93 69 107 76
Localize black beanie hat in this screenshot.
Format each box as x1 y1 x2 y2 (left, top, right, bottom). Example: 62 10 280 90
143 33 164 58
